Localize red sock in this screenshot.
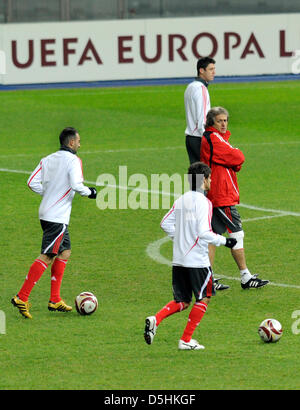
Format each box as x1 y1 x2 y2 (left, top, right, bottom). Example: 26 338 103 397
155 300 185 325
181 301 208 343
50 258 68 303
18 259 48 302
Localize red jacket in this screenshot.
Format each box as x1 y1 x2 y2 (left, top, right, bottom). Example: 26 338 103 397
200 126 245 207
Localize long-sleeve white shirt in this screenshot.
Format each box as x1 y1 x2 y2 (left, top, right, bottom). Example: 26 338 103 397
27 149 91 224
160 190 226 268
184 79 211 137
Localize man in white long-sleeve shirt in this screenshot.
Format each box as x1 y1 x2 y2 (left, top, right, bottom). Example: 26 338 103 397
185 57 216 164
144 162 236 350
12 127 97 319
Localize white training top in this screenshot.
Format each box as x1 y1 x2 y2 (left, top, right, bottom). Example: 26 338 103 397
160 190 226 268
27 149 91 224
184 79 211 137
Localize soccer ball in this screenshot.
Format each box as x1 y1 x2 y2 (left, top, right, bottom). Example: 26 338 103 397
258 318 283 343
75 292 98 315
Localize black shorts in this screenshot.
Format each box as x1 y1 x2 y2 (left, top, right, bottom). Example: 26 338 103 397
212 206 243 235
172 265 215 303
40 220 71 255
185 135 202 164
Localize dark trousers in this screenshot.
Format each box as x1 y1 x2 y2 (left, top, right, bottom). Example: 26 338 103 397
185 135 202 164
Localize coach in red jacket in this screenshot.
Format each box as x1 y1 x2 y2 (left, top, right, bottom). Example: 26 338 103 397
200 107 269 290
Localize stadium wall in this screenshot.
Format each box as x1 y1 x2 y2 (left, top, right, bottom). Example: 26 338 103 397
0 13 299 85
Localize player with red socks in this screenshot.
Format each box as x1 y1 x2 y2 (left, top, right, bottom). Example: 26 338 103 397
144 162 237 350
12 127 97 319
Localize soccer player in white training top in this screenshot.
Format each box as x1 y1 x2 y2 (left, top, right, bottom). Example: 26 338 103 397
12 127 97 319
144 162 237 350
185 57 216 164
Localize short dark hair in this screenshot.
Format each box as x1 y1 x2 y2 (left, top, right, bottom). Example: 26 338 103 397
59 127 78 146
197 57 215 75
188 161 211 191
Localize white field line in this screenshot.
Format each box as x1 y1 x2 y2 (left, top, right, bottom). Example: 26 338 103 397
145 236 300 290
0 140 300 159
1 166 299 289
0 168 31 174
240 214 290 223
79 140 300 154
1 166 300 218
0 146 183 158
238 203 300 217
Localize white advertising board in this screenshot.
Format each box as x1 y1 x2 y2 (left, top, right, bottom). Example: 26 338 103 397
0 13 299 84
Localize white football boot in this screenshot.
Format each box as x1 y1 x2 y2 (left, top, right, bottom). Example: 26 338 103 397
178 339 205 350
144 316 157 345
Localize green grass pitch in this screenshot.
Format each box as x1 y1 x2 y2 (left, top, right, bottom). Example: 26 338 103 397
1 80 300 390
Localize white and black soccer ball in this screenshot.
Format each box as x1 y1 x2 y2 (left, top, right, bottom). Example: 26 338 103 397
258 318 283 343
75 292 98 316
